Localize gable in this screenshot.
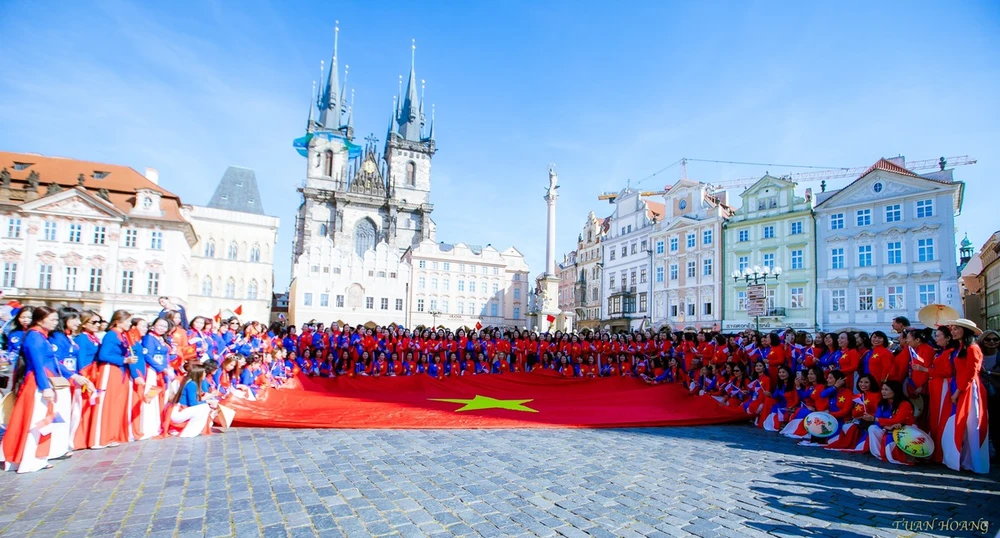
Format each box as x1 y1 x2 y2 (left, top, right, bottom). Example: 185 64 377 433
741 175 794 198
816 169 947 210
19 188 125 220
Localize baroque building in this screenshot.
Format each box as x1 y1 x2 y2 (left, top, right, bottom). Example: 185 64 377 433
722 175 816 332
288 29 436 326
0 151 195 319
187 167 280 323
600 189 663 332
556 250 578 330
649 179 731 331
814 157 964 332
978 231 1000 330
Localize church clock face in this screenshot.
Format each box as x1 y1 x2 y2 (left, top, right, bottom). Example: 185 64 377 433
363 160 376 174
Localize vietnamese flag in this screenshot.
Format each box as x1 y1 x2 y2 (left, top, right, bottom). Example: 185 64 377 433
546 314 556 323
226 370 747 429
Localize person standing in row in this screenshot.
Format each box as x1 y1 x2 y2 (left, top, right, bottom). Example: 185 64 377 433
80 310 137 449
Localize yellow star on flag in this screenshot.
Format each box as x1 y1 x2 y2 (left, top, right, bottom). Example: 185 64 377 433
429 395 538 413
838 396 846 403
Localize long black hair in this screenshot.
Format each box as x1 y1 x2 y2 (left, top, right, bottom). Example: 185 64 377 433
171 363 207 406
11 306 58 396
878 380 906 414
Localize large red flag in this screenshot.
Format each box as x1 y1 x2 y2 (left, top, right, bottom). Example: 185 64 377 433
227 371 747 429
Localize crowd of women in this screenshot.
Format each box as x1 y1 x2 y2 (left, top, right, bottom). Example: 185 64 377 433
0 302 994 476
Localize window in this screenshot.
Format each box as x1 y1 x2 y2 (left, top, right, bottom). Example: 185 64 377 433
703 302 712 316
632 242 638 255
458 302 464 315
738 230 749 242
630 271 637 286
429 299 438 311
790 221 803 235
655 241 664 254
337 295 345 307
406 161 416 186
918 284 937 307
310 265 319 275
443 279 450 291
468 302 475 314
656 266 664 282
395 299 403 311
831 289 847 312
514 288 521 299
830 213 844 230
68 223 82 243
669 237 678 252
225 278 235 298
93 225 106 244
763 226 775 239
381 298 389 310
669 264 678 280
418 260 426 269
147 272 160 295
887 242 902 265
639 293 647 312
687 261 696 278
250 245 261 263
513 307 520 319
790 249 803 270
627 225 632 233
203 240 215 258
89 268 103 292
38 265 53 289
304 293 313 306
670 303 679 317
831 248 845 269
457 280 464 292
737 291 747 311
687 303 695 316
790 287 804 309
703 258 713 276
639 268 647 283
763 253 775 269
43 221 57 241
443 262 451 271
150 231 163 250
686 234 695 248
1 262 16 287
201 276 212 296
65 267 78 290
431 278 438 290
609 275 616 289
120 228 136 248
917 238 934 262
738 256 749 272
490 302 499 316
621 246 627 257
916 199 933 218
609 249 615 261
120 270 134 294
858 245 873 267
856 209 872 227
885 204 901 222
366 297 375 309
7 218 21 238
493 267 499 275
888 285 904 310
703 229 713 245
248 280 259 300
858 287 874 311
228 241 238 260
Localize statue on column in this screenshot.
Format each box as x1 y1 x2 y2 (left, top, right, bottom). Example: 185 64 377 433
547 167 558 197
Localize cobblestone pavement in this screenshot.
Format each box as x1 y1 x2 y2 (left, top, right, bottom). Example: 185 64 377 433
0 425 997 538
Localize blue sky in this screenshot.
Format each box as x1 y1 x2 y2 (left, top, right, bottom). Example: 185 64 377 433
1 0 998 290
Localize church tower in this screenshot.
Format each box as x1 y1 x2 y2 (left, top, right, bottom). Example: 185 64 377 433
385 40 436 245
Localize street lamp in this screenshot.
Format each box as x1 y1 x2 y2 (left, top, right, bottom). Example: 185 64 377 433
429 310 442 328
732 265 782 334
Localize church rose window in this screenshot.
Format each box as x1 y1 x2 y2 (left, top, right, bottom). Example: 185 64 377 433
354 218 377 257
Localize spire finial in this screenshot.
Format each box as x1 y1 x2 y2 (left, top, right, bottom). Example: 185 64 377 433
334 20 339 62
308 80 316 125
428 103 436 140
397 75 403 114
411 38 416 69
341 64 350 115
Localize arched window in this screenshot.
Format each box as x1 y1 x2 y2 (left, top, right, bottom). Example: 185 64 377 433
204 240 215 258
318 223 328 237
228 241 238 260
354 218 377 258
201 276 212 296
250 244 261 263
247 280 258 300
225 278 236 298
406 161 416 186
324 150 334 177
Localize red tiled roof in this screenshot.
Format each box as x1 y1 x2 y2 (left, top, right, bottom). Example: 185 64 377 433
645 201 665 220
859 158 919 179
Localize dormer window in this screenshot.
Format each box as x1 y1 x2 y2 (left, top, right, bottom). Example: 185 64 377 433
220 194 229 201
93 171 109 179
12 162 32 171
248 199 255 205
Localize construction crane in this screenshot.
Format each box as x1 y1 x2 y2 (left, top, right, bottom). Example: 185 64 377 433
597 190 668 203
709 155 977 190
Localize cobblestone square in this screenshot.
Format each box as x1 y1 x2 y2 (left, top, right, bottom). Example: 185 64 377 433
0 425 996 537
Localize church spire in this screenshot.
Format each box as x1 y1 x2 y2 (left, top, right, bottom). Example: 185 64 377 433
307 80 316 130
397 39 424 141
387 95 398 141
427 103 435 140
318 22 342 130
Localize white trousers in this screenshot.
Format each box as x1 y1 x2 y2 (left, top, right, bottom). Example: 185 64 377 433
170 404 211 438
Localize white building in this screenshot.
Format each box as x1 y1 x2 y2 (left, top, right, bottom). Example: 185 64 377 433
0 151 196 320
405 240 530 330
187 167 280 323
649 179 731 331
600 189 663 332
814 157 965 332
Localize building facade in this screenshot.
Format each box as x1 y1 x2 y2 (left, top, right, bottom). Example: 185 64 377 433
649 179 731 331
557 250 578 317
722 176 816 332
187 167 280 323
288 30 436 326
574 211 608 331
978 231 1000 330
405 241 529 330
600 189 663 332
0 151 196 320
814 158 965 332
